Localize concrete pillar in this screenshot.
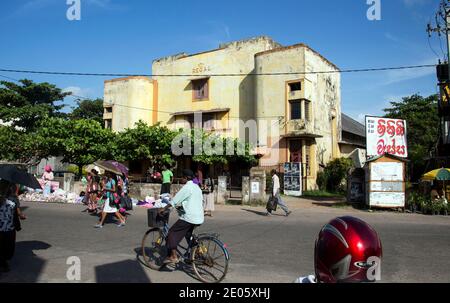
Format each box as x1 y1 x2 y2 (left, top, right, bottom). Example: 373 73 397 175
242 176 250 205
216 176 228 205
249 168 266 205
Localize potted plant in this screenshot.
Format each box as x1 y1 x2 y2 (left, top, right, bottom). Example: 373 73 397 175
407 192 418 213
431 199 446 216
420 198 431 215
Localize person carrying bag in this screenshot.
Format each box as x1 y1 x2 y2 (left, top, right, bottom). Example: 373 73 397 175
266 195 278 213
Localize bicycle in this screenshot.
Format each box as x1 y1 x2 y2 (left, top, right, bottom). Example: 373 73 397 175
141 208 230 283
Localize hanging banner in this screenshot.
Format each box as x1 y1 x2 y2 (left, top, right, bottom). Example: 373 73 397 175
365 116 408 158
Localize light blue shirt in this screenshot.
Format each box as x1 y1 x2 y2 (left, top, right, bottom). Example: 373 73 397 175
170 180 204 225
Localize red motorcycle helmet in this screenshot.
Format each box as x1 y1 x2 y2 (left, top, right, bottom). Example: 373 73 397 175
314 216 382 283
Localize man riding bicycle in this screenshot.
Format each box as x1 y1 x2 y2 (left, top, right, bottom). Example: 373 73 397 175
159 169 204 264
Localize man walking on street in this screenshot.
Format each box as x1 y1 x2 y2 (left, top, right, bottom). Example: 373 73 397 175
266 169 292 217
160 165 173 195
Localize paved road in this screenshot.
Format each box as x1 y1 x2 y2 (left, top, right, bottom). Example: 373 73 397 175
1 199 450 283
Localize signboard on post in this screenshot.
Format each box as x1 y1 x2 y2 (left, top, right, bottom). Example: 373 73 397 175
284 162 302 196
365 116 408 159
365 156 407 209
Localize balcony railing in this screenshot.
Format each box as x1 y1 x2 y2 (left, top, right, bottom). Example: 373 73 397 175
288 90 304 100
286 119 316 135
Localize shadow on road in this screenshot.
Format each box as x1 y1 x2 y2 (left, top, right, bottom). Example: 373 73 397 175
241 208 285 217
0 241 50 282
133 247 203 283
95 259 152 283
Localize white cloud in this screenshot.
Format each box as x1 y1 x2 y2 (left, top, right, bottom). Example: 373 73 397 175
5 0 54 18
382 58 437 85
195 21 232 49
4 0 125 20
62 86 93 99
384 32 400 43
85 0 126 10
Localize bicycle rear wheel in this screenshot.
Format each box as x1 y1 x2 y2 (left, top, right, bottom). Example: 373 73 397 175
191 236 229 283
141 228 167 270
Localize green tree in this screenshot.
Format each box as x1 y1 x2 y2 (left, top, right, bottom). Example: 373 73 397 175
114 121 178 166
70 98 104 125
318 157 353 192
181 128 257 166
383 94 439 181
35 118 116 176
0 79 70 132
0 126 31 162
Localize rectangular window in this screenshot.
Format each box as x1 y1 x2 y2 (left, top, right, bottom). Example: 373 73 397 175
305 100 311 122
192 79 209 100
290 100 301 120
105 107 112 113
289 82 301 92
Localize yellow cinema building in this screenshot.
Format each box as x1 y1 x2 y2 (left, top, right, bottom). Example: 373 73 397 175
103 36 360 190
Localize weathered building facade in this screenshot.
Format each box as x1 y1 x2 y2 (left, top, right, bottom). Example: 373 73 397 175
104 36 347 189
103 76 155 132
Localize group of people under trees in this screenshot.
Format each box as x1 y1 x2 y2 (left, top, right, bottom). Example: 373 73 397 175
83 163 214 228
82 167 129 228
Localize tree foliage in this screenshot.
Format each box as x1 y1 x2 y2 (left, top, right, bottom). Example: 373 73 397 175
317 157 353 192
0 126 31 162
70 98 104 125
113 121 178 166
0 79 70 131
34 118 115 175
383 94 439 180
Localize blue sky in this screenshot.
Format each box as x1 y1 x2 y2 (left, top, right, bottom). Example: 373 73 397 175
0 0 443 121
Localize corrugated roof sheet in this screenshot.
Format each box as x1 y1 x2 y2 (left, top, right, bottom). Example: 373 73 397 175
342 113 366 138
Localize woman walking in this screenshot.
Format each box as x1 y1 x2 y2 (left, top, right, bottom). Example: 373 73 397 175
202 176 215 217
0 180 21 273
88 168 100 214
94 172 126 228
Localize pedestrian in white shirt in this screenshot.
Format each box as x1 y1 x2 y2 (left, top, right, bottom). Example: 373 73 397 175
266 169 291 216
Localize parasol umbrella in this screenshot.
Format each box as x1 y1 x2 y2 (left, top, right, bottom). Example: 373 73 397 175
105 161 129 177
0 164 42 189
421 168 450 181
421 168 450 201
85 164 105 175
93 161 122 176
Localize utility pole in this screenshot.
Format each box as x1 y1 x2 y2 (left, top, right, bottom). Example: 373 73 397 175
427 0 450 166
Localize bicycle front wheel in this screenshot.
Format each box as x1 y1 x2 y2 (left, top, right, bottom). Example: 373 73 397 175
191 236 229 283
141 228 167 270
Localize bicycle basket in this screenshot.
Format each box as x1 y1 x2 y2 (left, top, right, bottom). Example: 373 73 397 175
147 208 170 228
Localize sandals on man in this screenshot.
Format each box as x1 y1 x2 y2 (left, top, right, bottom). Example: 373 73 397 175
163 257 180 265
